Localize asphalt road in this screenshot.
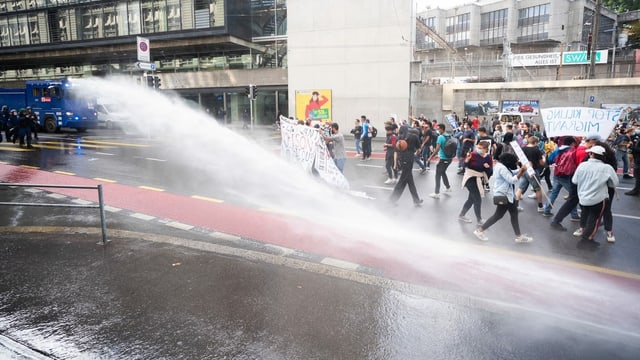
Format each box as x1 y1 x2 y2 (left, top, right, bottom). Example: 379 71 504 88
0 127 639 359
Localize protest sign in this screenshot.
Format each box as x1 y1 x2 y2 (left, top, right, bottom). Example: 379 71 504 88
510 141 536 177
279 116 349 190
541 107 620 140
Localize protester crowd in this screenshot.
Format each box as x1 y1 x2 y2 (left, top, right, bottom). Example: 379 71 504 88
337 111 639 248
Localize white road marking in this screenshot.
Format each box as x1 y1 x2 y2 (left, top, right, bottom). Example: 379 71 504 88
95 152 115 156
321 257 360 271
209 231 242 242
104 205 122 213
71 199 93 205
130 213 156 221
356 164 383 168
166 221 194 231
364 185 394 191
46 193 67 199
145 157 167 162
613 213 640 220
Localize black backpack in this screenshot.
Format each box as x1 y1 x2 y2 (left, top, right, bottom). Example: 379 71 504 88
371 126 378 138
443 135 458 158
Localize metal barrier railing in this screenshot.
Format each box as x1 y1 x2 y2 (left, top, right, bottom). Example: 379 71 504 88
0 183 107 245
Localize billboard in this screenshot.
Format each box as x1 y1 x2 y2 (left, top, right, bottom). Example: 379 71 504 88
501 100 540 116
295 89 332 122
509 50 607 67
463 100 499 116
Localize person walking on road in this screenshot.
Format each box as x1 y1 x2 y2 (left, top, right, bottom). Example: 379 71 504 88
625 132 640 196
360 116 372 161
389 126 423 207
549 134 600 231
458 141 492 225
473 152 532 243
350 119 362 157
542 136 580 219
571 145 619 247
427 123 453 199
383 124 398 184
322 122 346 173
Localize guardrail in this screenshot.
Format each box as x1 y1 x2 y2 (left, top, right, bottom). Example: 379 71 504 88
0 183 107 245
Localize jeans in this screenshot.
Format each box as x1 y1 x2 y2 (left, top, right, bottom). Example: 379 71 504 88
580 199 607 241
544 175 578 218
334 158 345 173
354 138 362 154
390 158 421 204
361 137 371 159
421 146 432 168
481 202 521 236
385 152 398 179
460 177 483 221
552 182 579 224
616 149 629 175
435 159 451 194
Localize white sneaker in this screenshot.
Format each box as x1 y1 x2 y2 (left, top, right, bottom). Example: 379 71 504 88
429 193 440 199
537 207 544 213
473 229 489 241
606 231 615 243
527 193 536 199
573 228 584 237
477 219 484 226
444 188 452 193
517 206 524 212
515 234 533 243
458 216 472 223
384 178 393 185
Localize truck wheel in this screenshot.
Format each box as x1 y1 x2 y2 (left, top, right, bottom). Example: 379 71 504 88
44 117 58 133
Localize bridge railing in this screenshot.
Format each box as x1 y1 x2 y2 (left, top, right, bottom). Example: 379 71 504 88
0 183 108 245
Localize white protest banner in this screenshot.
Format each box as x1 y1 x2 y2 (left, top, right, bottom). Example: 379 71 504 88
279 116 349 190
510 141 536 177
445 114 458 130
541 107 620 140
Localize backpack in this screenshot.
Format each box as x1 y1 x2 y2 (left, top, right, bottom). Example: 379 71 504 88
443 135 458 159
371 126 378 138
554 148 578 176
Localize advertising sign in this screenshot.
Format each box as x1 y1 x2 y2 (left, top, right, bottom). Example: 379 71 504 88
562 50 608 65
501 100 540 115
463 100 499 116
295 89 332 122
541 107 621 140
510 50 608 67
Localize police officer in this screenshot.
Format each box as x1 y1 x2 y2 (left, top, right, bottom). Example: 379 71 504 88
17 109 33 148
25 106 39 142
7 109 18 143
0 105 9 142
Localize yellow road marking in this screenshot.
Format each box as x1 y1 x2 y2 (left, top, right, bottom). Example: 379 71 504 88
191 195 224 203
54 170 75 176
476 244 640 281
19 165 39 170
138 185 165 192
94 177 117 183
258 207 299 217
33 142 114 149
82 140 150 148
0 144 33 152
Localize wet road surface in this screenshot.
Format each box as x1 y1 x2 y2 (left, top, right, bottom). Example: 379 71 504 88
1 129 640 358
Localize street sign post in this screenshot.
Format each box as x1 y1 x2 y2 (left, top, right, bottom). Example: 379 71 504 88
136 62 156 71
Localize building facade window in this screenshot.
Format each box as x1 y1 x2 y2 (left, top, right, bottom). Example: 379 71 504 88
480 8 507 46
517 3 549 43
446 12 470 48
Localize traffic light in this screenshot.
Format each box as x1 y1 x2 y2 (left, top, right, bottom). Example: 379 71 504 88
251 85 258 99
586 33 593 60
145 75 154 88
153 76 161 89
245 86 251 98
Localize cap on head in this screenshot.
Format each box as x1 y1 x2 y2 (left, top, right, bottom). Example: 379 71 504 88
585 134 602 141
586 145 605 155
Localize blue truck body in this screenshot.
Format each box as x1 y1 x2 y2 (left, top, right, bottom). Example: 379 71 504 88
0 78 98 132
